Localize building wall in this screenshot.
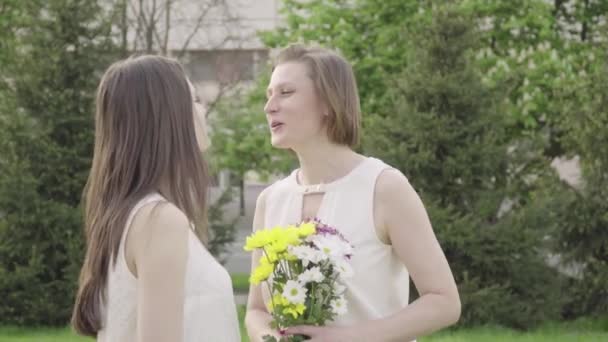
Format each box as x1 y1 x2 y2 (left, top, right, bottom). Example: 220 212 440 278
112 0 281 102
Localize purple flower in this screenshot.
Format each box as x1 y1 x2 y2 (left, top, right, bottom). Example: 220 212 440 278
301 218 353 253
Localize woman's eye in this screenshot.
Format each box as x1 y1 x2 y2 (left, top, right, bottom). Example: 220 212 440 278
281 90 294 95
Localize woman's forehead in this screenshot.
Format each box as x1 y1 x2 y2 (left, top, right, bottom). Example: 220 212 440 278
270 62 309 86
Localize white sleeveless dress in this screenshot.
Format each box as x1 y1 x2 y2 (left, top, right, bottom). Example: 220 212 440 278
263 157 412 333
97 193 241 342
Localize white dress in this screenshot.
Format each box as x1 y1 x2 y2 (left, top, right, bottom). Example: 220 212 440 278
97 193 241 342
263 157 413 339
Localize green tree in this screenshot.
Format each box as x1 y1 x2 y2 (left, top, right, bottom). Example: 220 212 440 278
0 0 22 68
464 0 603 155
206 187 240 262
0 1 29 107
550 48 608 317
554 0 608 42
0 0 117 325
466 0 608 318
366 6 564 329
209 73 295 216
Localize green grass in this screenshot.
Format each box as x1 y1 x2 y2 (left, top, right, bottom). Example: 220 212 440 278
423 317 607 341
0 326 87 342
1 314 606 342
0 306 249 342
426 326 607 342
231 273 251 293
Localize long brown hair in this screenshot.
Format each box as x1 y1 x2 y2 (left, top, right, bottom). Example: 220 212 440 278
71 55 209 336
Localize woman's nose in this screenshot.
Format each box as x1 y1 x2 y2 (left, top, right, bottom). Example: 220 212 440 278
264 97 278 114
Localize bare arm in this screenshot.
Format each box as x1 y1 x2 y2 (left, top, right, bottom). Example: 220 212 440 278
360 169 461 341
244 188 282 341
129 203 190 342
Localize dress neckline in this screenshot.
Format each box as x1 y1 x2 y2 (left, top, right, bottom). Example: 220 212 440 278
288 157 372 194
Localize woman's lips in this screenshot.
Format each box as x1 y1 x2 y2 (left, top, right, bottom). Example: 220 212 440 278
270 121 284 132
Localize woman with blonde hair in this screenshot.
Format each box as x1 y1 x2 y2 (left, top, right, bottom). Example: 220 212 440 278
245 44 461 341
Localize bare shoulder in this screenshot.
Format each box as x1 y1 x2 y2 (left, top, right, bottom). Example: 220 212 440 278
131 201 191 239
375 168 416 204
127 201 191 275
374 167 429 239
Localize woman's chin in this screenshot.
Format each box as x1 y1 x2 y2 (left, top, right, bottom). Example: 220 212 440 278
270 136 291 149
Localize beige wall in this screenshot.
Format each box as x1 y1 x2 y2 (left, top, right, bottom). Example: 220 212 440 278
111 0 281 102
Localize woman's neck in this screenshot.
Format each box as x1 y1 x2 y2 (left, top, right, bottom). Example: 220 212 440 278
294 142 364 185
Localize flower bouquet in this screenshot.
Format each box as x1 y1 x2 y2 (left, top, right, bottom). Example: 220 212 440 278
244 219 354 342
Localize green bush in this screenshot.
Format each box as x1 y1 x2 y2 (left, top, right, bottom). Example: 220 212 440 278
0 0 116 325
0 113 86 325
553 185 608 318
428 202 564 329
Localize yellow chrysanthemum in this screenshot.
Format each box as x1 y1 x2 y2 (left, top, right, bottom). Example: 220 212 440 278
283 303 306 319
283 252 298 261
266 239 288 254
250 257 274 285
246 225 304 253
274 293 290 306
285 226 302 243
297 222 316 237
267 293 290 312
267 231 299 254
268 227 285 241
263 251 278 263
244 230 271 251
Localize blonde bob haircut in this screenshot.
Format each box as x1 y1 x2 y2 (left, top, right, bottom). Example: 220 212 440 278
274 44 361 147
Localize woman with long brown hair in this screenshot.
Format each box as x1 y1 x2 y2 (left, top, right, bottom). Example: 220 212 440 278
71 55 240 342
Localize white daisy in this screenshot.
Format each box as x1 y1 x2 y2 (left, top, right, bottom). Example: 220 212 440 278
333 282 346 295
289 245 327 266
282 280 307 305
330 295 347 316
311 235 352 259
298 267 325 284
332 258 354 279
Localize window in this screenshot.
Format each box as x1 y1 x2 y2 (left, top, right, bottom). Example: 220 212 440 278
181 49 269 83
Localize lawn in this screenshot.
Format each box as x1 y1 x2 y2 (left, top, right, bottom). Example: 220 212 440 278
1 313 606 342
232 272 251 293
